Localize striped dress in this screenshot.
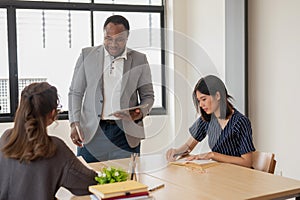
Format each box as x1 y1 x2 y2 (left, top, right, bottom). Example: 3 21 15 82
189 109 255 156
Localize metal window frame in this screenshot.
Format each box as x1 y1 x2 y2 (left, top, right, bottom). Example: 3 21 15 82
0 0 166 122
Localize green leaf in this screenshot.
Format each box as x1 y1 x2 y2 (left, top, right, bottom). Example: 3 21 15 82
94 166 128 185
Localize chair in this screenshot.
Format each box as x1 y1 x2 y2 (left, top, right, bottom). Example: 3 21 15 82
252 151 276 174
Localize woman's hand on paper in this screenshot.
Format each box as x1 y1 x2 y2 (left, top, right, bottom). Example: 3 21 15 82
185 152 214 161
166 148 178 162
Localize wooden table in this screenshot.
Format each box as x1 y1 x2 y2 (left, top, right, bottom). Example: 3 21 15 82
56 155 300 200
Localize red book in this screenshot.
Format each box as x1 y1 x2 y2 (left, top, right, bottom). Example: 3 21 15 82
103 191 149 200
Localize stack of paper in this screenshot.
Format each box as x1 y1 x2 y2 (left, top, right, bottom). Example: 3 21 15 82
169 159 219 172
89 180 149 200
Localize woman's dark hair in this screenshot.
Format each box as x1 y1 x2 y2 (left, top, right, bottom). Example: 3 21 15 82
103 15 130 31
1 82 59 162
192 75 233 121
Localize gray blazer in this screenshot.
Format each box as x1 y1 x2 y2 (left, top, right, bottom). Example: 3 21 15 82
68 45 154 147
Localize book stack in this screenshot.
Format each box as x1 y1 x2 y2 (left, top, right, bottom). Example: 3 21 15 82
89 180 150 200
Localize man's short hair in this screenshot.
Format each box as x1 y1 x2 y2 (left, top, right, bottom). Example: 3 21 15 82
103 15 130 31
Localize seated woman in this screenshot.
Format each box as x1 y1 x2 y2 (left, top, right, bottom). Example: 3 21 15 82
0 82 97 199
166 75 255 167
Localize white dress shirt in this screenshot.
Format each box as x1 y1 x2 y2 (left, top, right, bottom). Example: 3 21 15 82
102 48 127 120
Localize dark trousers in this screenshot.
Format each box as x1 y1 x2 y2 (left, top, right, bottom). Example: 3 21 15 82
77 120 140 163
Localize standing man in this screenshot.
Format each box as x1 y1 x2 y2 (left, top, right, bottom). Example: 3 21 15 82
68 15 154 162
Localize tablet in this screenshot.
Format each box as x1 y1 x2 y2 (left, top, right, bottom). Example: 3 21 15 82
108 104 149 117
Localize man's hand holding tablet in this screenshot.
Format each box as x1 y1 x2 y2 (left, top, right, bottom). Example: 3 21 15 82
108 104 149 121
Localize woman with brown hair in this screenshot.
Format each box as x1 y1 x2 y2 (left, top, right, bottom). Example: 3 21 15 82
0 82 97 199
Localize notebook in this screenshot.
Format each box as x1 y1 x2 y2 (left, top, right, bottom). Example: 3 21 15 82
89 180 148 199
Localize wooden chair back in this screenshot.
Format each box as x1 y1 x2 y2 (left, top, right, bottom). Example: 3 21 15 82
252 151 276 174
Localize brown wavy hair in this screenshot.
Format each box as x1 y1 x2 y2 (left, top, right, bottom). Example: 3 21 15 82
1 82 59 162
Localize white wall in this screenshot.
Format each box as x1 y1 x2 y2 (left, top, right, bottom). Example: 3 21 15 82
128 0 226 155
172 0 225 153
248 0 300 179
141 0 225 155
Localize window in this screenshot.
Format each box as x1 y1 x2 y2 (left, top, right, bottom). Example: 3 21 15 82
17 0 90 2
94 0 162 5
0 9 9 114
17 9 91 110
17 0 161 5
0 1 165 122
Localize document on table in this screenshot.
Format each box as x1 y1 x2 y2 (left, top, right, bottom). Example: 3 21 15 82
170 159 219 171
174 159 216 165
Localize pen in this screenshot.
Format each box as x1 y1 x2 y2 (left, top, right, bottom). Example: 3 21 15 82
148 184 165 192
173 150 190 158
130 153 137 180
75 125 84 146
